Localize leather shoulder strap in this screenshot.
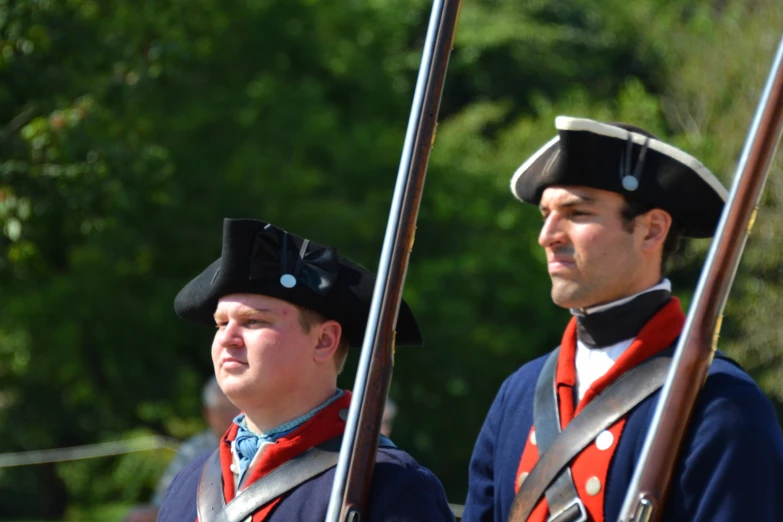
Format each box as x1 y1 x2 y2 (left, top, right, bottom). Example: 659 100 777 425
507 353 672 522
197 449 225 522
197 433 396 522
533 349 585 522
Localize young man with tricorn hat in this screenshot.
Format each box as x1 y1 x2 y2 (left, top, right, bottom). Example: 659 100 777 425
157 218 455 521
462 117 783 522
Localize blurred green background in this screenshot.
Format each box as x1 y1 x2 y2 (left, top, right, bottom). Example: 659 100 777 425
1 0 782 519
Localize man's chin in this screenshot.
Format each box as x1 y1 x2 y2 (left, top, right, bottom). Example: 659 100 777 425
219 381 262 408
550 286 588 309
217 374 252 397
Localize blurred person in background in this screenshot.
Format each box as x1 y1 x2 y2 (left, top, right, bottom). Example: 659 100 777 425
123 377 238 522
157 218 454 522
381 397 398 437
463 117 783 522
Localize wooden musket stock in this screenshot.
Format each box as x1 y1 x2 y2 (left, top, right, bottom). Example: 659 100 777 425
323 1 462 521
618 31 783 522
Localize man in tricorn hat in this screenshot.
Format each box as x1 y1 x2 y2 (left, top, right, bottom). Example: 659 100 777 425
157 218 454 521
463 117 783 521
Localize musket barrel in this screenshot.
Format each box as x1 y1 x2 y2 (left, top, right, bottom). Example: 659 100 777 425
324 1 462 521
618 30 783 522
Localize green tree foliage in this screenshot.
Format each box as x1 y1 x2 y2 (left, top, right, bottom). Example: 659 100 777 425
0 0 781 517
657 0 783 407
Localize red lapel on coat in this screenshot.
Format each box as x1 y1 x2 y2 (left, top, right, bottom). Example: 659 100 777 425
515 298 686 522
197 391 353 522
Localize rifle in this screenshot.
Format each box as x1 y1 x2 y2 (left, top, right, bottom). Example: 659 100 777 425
618 31 783 522
323 1 463 521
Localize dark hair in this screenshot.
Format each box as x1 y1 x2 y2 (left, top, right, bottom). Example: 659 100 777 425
619 197 685 275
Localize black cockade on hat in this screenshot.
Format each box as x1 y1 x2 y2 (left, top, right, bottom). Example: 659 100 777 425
247 225 339 296
510 116 728 238
174 218 423 347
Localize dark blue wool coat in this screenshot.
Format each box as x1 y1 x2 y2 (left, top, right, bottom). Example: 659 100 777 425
158 445 455 522
463 353 783 522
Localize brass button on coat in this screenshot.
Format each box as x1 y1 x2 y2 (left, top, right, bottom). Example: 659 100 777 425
585 476 602 496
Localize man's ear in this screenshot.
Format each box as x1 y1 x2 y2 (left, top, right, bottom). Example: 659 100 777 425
640 209 672 253
313 320 342 364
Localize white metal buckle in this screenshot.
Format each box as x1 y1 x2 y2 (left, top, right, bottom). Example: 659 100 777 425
547 498 588 522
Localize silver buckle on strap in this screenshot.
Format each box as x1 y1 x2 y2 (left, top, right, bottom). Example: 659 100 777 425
547 498 588 522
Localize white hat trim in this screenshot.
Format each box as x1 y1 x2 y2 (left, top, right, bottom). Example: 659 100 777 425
555 116 728 200
510 135 560 201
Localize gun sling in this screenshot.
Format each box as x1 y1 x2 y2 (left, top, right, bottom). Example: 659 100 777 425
507 349 672 522
197 433 394 522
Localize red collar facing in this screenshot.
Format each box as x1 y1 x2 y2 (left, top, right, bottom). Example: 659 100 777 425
219 391 353 503
555 297 685 425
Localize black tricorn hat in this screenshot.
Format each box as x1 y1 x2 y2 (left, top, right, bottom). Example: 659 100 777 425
174 219 423 347
510 116 728 238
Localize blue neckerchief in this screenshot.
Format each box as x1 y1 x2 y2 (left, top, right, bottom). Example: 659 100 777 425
233 389 344 481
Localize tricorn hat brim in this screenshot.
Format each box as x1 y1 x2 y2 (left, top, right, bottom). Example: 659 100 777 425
174 219 423 347
510 116 728 238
